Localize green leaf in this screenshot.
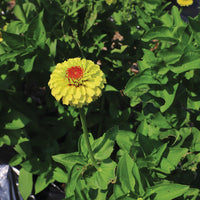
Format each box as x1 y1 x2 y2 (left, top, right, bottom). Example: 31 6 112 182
159 129 179 144
149 82 179 112
86 159 117 190
145 143 168 168
189 16 200 46
14 4 26 23
112 183 126 199
191 127 200 151
142 26 178 42
9 154 23 166
53 167 68 183
183 188 200 200
182 153 200 171
124 69 166 97
89 188 108 200
21 157 49 174
171 6 185 27
52 152 86 171
147 111 171 129
0 135 11 146
22 56 37 73
23 2 36 19
65 164 82 198
160 12 173 27
27 11 46 48
82 4 97 35
111 45 128 54
4 110 30 130
169 52 200 73
132 162 145 195
144 182 189 200
117 152 135 193
105 84 118 92
116 130 136 153
78 133 94 158
137 49 157 72
160 147 188 173
157 44 183 65
18 168 33 200
2 31 25 49
35 170 54 194
93 126 118 160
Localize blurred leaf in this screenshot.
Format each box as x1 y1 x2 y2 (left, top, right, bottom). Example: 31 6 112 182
83 4 97 36
35 170 54 194
171 6 185 27
14 4 26 23
2 31 25 49
9 154 23 166
53 167 68 183
0 135 11 146
105 84 118 92
23 2 36 19
4 110 30 130
18 168 33 200
111 45 128 54
22 55 37 73
183 188 200 200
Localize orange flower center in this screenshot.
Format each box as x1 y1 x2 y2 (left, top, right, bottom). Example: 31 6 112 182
66 66 83 79
66 66 84 86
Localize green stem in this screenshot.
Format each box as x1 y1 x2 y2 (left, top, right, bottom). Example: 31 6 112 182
79 108 100 171
71 28 85 58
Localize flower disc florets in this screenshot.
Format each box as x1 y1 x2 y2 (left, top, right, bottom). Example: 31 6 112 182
48 58 106 108
177 0 193 6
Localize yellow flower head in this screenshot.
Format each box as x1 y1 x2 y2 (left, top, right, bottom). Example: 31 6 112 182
0 32 3 42
48 58 106 108
105 0 117 5
0 25 7 42
177 0 193 6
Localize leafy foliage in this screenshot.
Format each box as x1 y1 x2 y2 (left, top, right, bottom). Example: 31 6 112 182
0 0 200 199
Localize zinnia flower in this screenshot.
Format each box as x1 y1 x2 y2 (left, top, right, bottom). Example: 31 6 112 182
105 0 117 5
48 58 106 108
177 0 193 6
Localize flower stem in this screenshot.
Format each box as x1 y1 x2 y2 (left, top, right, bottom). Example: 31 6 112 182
79 108 100 171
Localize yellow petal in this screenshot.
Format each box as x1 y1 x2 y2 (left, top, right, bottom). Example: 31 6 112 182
86 87 95 96
62 97 69 105
95 88 102 96
74 87 81 99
